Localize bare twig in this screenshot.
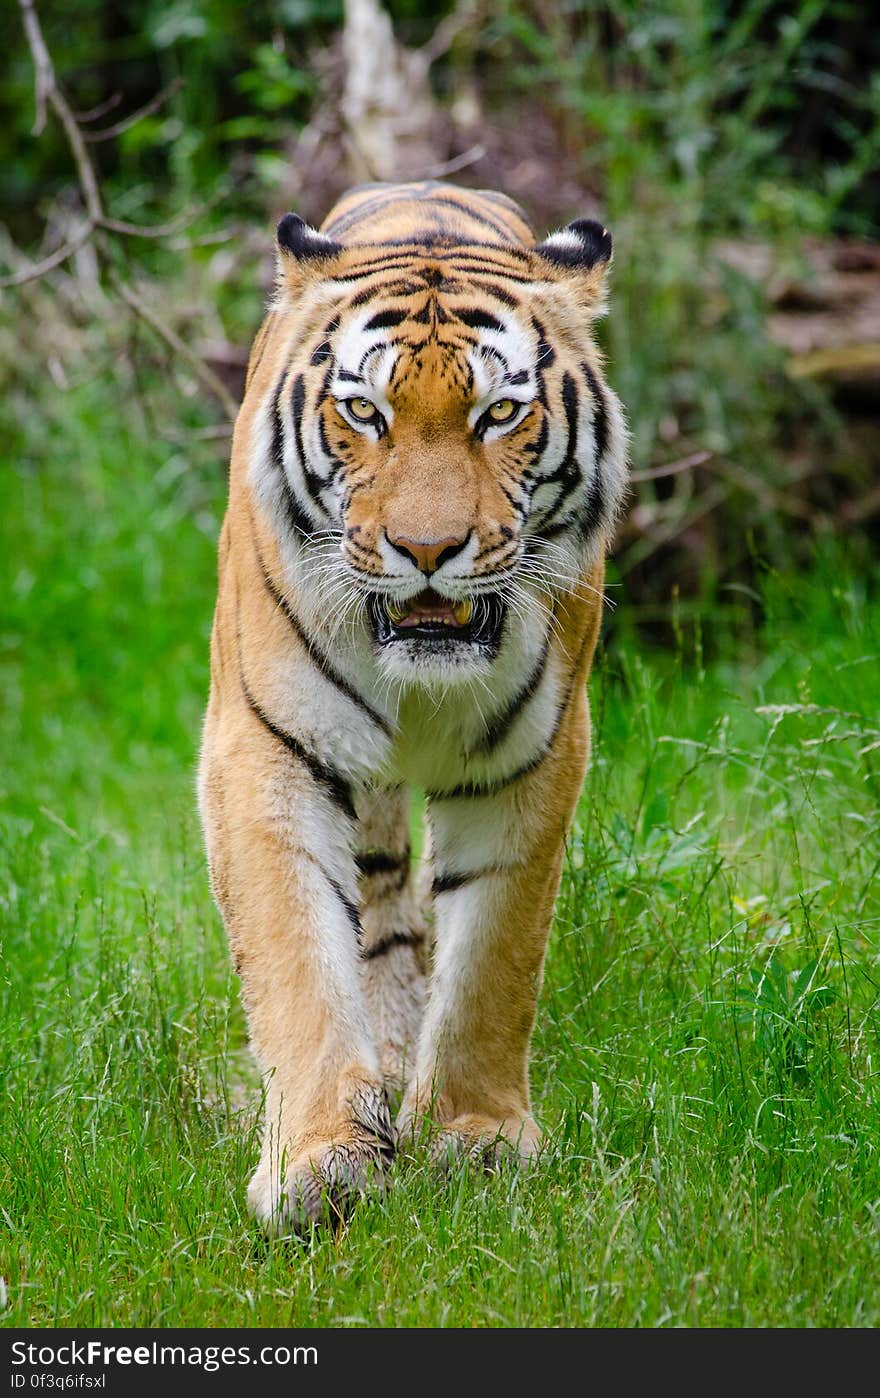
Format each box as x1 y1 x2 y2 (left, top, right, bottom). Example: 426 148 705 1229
621 484 729 568
11 0 236 422
111 275 238 422
19 0 51 134
420 0 478 64
83 77 184 143
97 210 201 240
75 92 123 123
0 208 206 287
20 0 104 222
423 143 486 178
0 209 198 288
0 222 94 288
630 450 713 483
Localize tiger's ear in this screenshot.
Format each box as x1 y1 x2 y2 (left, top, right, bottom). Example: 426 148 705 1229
532 218 613 309
275 213 343 289
534 218 612 270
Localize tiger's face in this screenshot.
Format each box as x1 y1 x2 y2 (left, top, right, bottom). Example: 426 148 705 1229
253 209 627 686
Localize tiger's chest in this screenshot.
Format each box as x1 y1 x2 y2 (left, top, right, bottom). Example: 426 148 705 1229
364 631 563 795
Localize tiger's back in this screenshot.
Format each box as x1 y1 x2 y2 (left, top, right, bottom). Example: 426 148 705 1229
320 180 535 246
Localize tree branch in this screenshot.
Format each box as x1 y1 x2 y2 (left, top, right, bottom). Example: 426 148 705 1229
75 92 123 123
629 450 713 483
83 78 184 143
111 275 239 423
11 0 236 423
0 222 95 288
97 210 201 240
20 0 104 223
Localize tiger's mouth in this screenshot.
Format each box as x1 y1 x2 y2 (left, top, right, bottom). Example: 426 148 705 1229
368 587 505 651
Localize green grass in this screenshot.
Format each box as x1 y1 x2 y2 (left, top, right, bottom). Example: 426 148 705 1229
2 372 879 1328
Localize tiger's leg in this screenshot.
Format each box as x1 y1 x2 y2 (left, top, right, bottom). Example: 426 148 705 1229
199 701 392 1235
354 785 428 1098
401 688 591 1164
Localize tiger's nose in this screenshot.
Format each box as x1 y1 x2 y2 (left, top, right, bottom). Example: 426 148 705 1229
384 531 472 575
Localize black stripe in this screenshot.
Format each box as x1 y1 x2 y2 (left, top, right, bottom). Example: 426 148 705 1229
533 371 582 530
252 533 393 737
323 189 411 234
238 661 356 820
477 342 509 370
432 866 506 896
523 414 550 461
442 249 531 270
270 372 316 540
364 307 408 330
291 374 332 516
426 751 546 803
443 239 531 263
358 340 387 375
332 252 528 290
361 929 424 961
581 360 608 459
448 274 526 300
473 536 515 564
499 482 529 518
456 307 505 332
400 193 518 240
326 177 529 246
531 315 556 370
316 413 347 482
325 182 485 236
562 370 579 454
356 849 410 876
411 297 451 325
426 618 596 802
353 229 450 251
471 633 551 756
348 278 424 303
325 873 361 934
247 317 272 385
541 371 580 488
538 516 576 541
579 362 609 539
340 256 427 280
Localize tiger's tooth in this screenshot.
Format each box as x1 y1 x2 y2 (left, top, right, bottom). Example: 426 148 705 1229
452 599 474 625
386 600 407 623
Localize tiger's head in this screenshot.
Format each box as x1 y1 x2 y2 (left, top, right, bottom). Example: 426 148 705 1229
247 184 628 686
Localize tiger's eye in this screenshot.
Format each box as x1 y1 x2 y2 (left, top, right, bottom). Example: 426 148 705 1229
348 397 378 421
488 399 517 423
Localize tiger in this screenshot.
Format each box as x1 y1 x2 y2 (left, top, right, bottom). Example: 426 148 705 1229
198 180 628 1234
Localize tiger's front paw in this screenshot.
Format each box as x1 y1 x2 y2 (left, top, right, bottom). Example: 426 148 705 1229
249 1084 396 1236
247 1142 386 1236
400 1108 541 1171
248 1128 395 1236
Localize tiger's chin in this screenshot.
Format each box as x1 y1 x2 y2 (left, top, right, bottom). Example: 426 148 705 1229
367 589 506 687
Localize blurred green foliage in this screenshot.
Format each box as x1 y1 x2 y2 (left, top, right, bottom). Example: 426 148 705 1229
3 0 878 238
487 0 880 237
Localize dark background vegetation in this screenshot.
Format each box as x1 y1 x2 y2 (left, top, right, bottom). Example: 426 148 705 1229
2 0 878 643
